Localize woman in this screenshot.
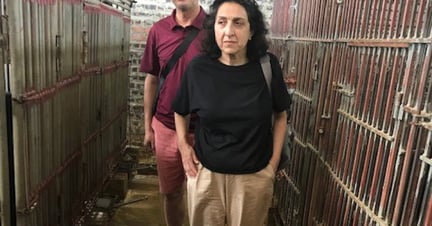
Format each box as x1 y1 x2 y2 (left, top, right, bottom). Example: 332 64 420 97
172 0 290 225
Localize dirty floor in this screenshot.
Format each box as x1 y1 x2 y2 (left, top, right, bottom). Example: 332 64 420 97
108 174 166 226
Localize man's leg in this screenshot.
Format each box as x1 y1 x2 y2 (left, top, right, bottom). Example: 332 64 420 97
152 117 188 226
164 186 185 226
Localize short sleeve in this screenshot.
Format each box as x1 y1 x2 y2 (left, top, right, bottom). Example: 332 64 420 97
269 53 291 112
140 26 160 75
172 68 191 115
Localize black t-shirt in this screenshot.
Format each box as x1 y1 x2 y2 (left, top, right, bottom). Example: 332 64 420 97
172 53 290 174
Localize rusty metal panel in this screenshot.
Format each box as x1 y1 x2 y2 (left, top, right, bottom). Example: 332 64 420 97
0 4 11 224
6 0 131 225
270 0 432 225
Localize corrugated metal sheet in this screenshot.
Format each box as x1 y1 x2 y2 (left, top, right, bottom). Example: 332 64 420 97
270 0 432 225
0 5 11 224
4 0 130 225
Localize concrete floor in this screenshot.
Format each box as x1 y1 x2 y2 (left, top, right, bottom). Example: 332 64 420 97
103 149 188 226
108 174 166 226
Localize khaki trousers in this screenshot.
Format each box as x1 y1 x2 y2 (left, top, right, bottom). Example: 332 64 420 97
187 164 275 226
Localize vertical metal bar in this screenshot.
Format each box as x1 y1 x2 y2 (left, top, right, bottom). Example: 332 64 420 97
359 0 372 38
269 0 432 225
361 47 377 124
389 0 400 38
313 44 330 145
399 0 412 38
404 130 427 225
377 50 405 218
353 48 368 118
334 115 346 178
0 1 12 225
389 43 423 223
368 138 385 208
383 48 403 133
323 0 332 39
316 0 325 38
336 0 347 39
341 121 355 184
322 43 338 123
296 44 304 100
342 198 353 226
370 47 389 120
303 0 311 38
417 136 432 226
305 44 315 98
352 205 360 226
271 0 281 37
299 147 312 225
54 1 64 223
365 49 390 211
368 0 379 39
352 0 362 39
360 138 374 204
402 44 431 225
392 126 417 224
353 130 366 195
5 87 17 226
414 45 431 110
39 3 50 225
345 0 355 39
419 0 431 38
377 0 389 39
297 0 305 37
420 180 432 224
309 0 318 38
7 0 29 224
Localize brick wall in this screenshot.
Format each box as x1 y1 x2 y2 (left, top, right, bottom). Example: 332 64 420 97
128 0 274 148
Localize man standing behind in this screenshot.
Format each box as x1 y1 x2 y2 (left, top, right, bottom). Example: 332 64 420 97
140 0 205 225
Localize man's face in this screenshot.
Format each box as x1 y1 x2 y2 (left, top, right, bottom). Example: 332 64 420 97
172 0 199 11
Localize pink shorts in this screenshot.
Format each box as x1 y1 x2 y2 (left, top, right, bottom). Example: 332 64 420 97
152 117 194 194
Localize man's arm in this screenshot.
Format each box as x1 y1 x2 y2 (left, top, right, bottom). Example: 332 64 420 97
143 74 158 151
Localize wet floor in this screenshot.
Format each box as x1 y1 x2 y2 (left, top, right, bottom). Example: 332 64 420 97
108 174 165 226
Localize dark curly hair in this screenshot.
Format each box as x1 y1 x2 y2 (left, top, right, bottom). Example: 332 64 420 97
202 0 269 61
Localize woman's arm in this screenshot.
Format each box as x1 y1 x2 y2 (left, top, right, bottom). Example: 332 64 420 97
174 112 199 177
269 110 287 171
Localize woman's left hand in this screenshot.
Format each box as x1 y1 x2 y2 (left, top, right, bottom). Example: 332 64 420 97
269 160 279 173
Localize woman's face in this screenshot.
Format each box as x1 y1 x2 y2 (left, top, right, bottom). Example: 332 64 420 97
214 2 252 60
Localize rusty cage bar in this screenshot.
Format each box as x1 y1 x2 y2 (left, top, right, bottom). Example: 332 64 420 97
0 3 11 223
5 0 131 225
270 0 432 225
0 61 9 226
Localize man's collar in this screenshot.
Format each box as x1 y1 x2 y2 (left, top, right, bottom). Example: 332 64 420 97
169 6 206 30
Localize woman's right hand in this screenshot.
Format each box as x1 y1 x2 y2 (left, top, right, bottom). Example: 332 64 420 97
178 141 199 177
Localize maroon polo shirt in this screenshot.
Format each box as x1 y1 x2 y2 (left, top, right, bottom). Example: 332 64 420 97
140 7 206 130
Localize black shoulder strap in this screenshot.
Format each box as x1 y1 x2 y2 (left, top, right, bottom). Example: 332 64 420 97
152 28 200 114
160 28 200 79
